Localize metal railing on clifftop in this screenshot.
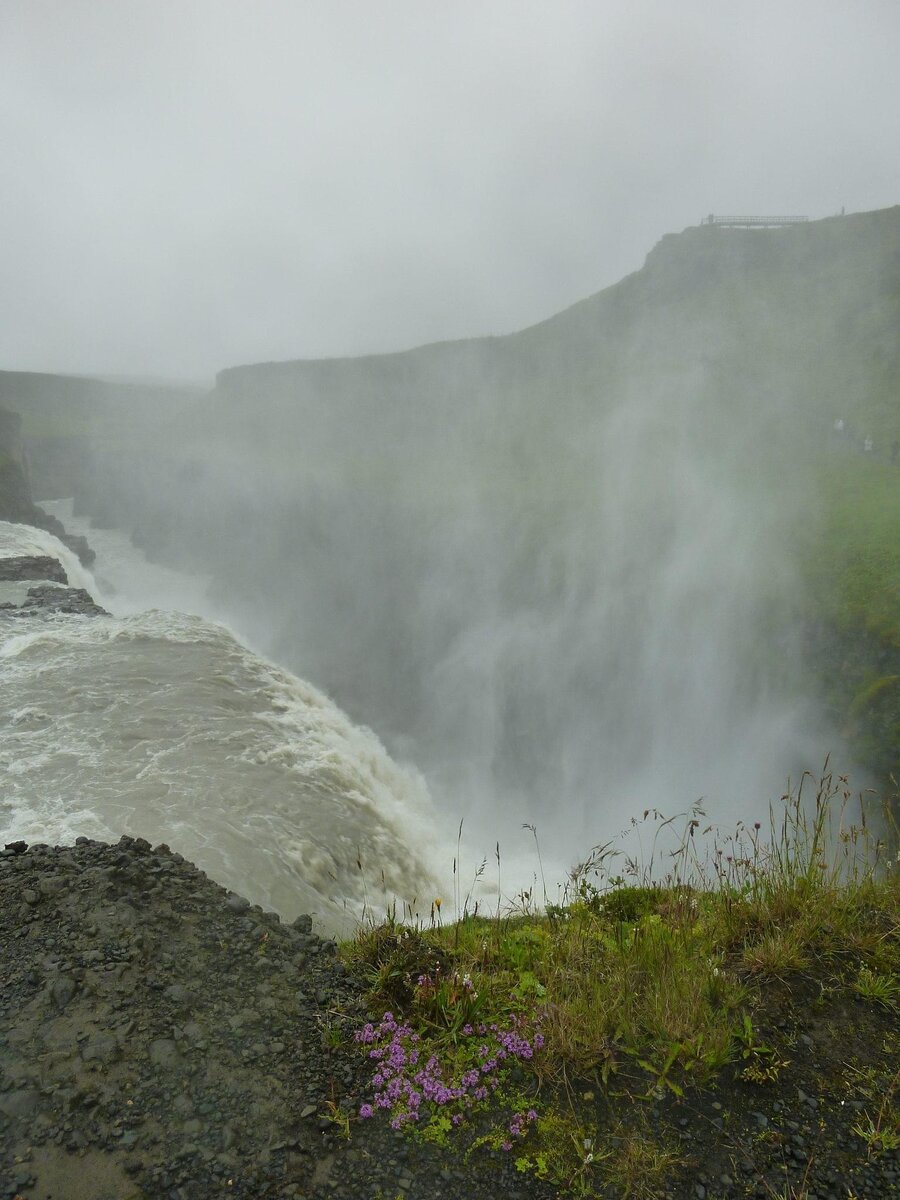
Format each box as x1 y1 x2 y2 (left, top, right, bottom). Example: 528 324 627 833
701 214 809 228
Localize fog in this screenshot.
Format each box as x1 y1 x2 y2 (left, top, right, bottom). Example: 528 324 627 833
70 211 871 880
2 3 895 891
1 0 898 378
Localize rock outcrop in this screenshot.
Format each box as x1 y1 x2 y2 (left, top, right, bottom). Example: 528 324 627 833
0 555 69 585
0 555 108 619
0 406 96 565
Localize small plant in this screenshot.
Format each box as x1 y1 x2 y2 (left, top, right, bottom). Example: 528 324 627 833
734 1014 791 1084
632 1039 688 1099
507 1111 604 1196
497 925 549 972
318 1012 344 1049
733 1014 772 1059
599 1118 684 1200
847 1062 900 1159
595 885 663 924
344 919 450 1006
413 965 487 1036
323 1099 351 1139
740 1053 792 1085
758 1156 816 1199
853 965 898 1009
852 1112 900 1155
469 1106 540 1154
741 929 808 980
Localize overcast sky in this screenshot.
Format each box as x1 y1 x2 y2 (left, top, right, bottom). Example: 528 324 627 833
1 0 898 382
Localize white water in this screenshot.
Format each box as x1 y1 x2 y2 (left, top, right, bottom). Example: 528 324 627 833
129 340 844 899
0 521 97 595
42 502 546 904
2 480 843 928
0 515 444 931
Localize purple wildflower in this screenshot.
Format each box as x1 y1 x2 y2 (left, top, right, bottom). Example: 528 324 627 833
352 1005 546 1137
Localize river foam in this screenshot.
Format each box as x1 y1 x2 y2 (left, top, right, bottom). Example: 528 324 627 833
1 518 442 932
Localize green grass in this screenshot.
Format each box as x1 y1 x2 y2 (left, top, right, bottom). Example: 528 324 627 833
804 450 900 643
793 448 900 796
341 771 899 1197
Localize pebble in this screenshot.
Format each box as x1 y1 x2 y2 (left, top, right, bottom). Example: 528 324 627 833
49 975 77 1009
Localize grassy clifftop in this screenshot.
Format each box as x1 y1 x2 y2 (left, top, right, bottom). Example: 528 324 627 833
340 777 899 1198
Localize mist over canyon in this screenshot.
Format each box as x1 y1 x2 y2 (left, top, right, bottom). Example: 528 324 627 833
3 209 899 907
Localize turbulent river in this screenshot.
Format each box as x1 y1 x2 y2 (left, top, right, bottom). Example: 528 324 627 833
1 469 852 932
0 510 443 932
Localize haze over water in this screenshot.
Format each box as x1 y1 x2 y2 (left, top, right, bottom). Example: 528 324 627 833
1 3 896 915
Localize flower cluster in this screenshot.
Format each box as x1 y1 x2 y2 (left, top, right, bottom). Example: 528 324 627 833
354 1010 545 1135
501 1108 538 1151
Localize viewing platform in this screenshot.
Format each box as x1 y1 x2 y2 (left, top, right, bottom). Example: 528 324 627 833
701 214 809 228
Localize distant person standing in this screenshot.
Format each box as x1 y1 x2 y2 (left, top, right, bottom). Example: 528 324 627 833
834 418 845 435
863 436 874 454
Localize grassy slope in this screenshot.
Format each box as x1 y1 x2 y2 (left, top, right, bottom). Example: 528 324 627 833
341 782 899 1198
801 451 900 795
809 453 900 642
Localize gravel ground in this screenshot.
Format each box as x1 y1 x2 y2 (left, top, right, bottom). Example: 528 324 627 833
0 836 560 1200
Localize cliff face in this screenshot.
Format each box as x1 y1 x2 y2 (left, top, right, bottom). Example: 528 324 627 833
0 370 202 499
210 206 900 452
0 405 95 565
24 208 900 806
0 407 33 518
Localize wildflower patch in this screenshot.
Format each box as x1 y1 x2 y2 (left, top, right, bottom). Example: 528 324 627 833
354 1008 545 1134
